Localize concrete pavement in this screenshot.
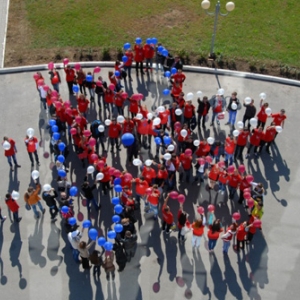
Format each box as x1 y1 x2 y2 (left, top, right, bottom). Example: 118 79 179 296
0 67 299 300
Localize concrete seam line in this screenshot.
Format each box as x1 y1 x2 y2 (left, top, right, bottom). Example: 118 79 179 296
0 62 299 87
1 0 10 69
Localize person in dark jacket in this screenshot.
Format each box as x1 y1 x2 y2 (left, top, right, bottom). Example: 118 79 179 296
243 99 256 129
113 241 127 272
210 140 225 162
81 174 100 210
226 92 241 127
90 119 106 153
197 96 211 129
95 76 107 118
118 218 136 240
120 231 138 262
42 187 59 221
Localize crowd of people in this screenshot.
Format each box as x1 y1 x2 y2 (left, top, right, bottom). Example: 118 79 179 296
1 38 287 281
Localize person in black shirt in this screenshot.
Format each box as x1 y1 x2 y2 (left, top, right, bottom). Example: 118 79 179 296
42 188 59 221
81 174 100 210
243 99 256 129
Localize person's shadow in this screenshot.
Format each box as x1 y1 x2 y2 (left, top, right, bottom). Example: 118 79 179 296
28 217 47 268
0 221 7 285
163 235 177 281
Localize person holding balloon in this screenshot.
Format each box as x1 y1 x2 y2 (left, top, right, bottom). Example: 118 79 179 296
234 127 250 163
42 186 59 221
76 94 90 117
5 192 22 222
145 185 160 220
24 133 40 167
85 71 96 101
64 64 76 95
224 134 236 166
177 203 190 243
217 166 229 194
81 175 100 211
24 181 46 218
208 163 220 190
221 223 237 254
258 123 277 155
256 100 269 129
225 92 241 127
123 49 134 81
191 212 206 248
76 68 87 95
207 219 223 252
48 67 61 92
245 126 263 159
143 40 155 72
242 99 257 130
2 136 21 171
78 240 95 270
108 118 122 153
134 41 145 75
235 221 250 252
228 168 242 200
209 94 226 126
161 194 174 234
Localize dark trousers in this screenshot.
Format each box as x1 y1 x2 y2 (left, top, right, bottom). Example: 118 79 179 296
101 181 110 195
247 144 258 154
49 203 59 219
257 120 266 130
109 138 120 150
95 136 106 153
81 256 90 269
236 239 245 251
28 151 39 164
242 115 252 129
79 84 87 95
162 221 172 233
135 62 144 73
67 81 73 94
93 265 100 277
197 114 206 128
234 144 245 160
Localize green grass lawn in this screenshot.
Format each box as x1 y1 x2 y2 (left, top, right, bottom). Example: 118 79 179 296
24 0 300 67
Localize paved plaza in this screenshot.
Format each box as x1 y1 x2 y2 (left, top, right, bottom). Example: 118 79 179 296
0 67 300 300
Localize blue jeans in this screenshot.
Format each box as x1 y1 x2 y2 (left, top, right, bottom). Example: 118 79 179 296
228 110 237 125
211 112 219 123
13 211 19 222
89 88 95 99
228 186 237 199
86 198 99 210
208 239 217 250
124 66 132 78
148 203 158 217
72 249 80 263
52 83 59 93
218 182 226 192
225 152 234 165
7 154 18 167
195 171 205 181
180 169 191 183
31 201 44 217
223 240 231 253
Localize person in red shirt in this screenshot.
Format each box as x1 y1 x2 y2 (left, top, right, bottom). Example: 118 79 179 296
143 42 155 72
104 88 115 117
224 135 236 166
158 108 170 131
183 100 195 129
258 123 277 155
228 169 242 199
161 194 174 233
179 152 192 183
76 68 87 95
195 140 211 157
170 69 186 88
128 97 139 118
208 164 220 189
24 135 40 167
171 82 182 102
49 68 61 92
134 44 144 75
234 128 250 163
238 175 251 204
209 94 226 126
218 169 229 194
5 193 22 222
246 127 263 158
77 94 90 116
114 91 125 115
142 165 156 185
108 118 122 153
207 219 223 252
64 64 76 95
2 136 21 170
124 49 134 81
169 102 181 136
98 164 112 195
154 163 169 189
132 176 149 204
256 100 269 129
121 186 133 206
271 109 286 128
236 222 249 252
176 123 191 154
122 117 135 134
145 184 160 219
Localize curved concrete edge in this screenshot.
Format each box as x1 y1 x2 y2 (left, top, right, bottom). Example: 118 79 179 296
0 61 299 87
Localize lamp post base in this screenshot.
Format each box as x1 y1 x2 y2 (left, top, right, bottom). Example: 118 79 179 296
208 53 216 60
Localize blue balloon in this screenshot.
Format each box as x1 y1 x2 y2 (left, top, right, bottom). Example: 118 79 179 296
98 237 106 246
114 224 123 233
57 155 65 163
114 204 123 214
152 37 158 45
112 215 121 223
155 137 162 145
114 185 122 193
107 230 117 239
121 133 135 146
163 136 172 145
58 169 66 177
86 75 93 82
53 132 60 140
115 70 120 77
68 217 76 226
165 71 171 78
135 37 142 45
123 43 131 50
162 49 168 57
88 228 98 240
146 38 152 45
52 125 58 133
83 220 91 228
61 206 69 214
72 85 79 93
58 142 66 151
69 186 78 197
158 45 163 52
163 89 170 96
122 55 128 63
104 241 113 251
49 119 56 126
171 67 177 75
111 197 120 205
113 178 121 185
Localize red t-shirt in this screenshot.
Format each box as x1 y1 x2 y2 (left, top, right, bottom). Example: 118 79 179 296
101 166 111 182
271 113 286 126
195 142 210 157
143 44 154 59
105 91 114 104
122 120 135 134
218 172 229 184
228 173 242 188
142 167 156 184
114 94 124 107
77 98 89 113
171 73 186 87
214 99 223 113
136 119 148 135
108 123 121 138
134 45 144 62
129 99 139 114
225 137 235 155
264 127 277 142
184 104 195 118
209 164 220 181
64 68 75 82
159 111 170 125
135 178 149 195
236 224 248 241
148 190 160 205
162 204 174 224
250 129 262 146
257 106 268 123
239 178 251 191
124 51 134 66
179 153 192 170
171 86 182 98
236 131 249 146
25 137 38 153
4 138 16 156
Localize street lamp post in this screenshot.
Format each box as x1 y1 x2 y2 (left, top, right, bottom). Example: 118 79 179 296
201 0 235 59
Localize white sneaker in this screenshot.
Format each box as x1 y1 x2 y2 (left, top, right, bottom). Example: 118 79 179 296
1 216 7 222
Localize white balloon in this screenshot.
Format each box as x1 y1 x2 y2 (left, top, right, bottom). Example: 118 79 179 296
276 126 283 133
163 153 171 160
207 137 215 145
98 125 105 132
105 119 111 126
250 118 258 127
27 128 35 138
96 172 104 180
167 144 175 152
186 92 194 101
136 113 143 120
237 121 244 129
43 184 52 192
133 158 142 166
2 141 11 150
175 109 182 116
87 166 95 174
244 97 252 105
196 91 203 98
147 113 153 120
233 130 240 137
180 129 187 138
153 117 161 126
265 107 272 116
12 190 20 200
145 159 152 167
259 92 267 100
157 106 165 113
217 88 225 95
31 170 40 180
193 139 200 147
117 115 125 123
231 103 237 110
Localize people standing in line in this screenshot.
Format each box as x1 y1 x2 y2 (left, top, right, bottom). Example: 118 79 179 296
123 49 134 81
78 240 95 270
2 136 21 171
5 193 21 222
76 68 87 95
226 92 241 127
37 84 47 111
24 181 46 219
108 118 122 153
24 135 40 167
235 222 249 252
271 109 286 128
242 99 256 129
258 123 277 155
177 204 190 243
224 134 236 166
221 223 237 254
42 186 59 221
207 219 223 252
89 249 104 277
